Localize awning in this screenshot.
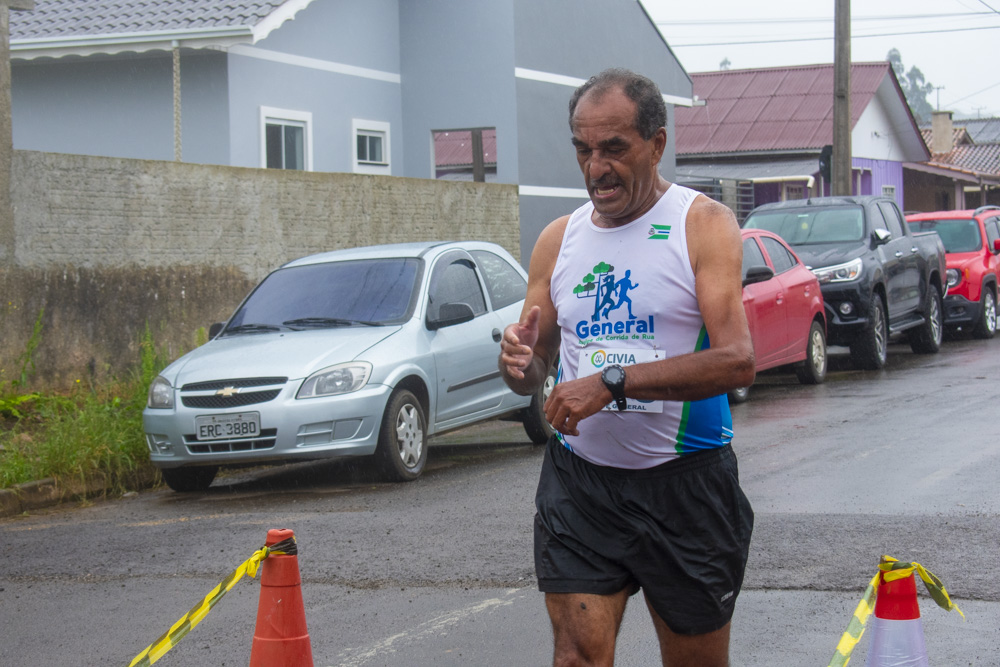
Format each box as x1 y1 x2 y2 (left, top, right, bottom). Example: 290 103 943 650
902 161 1000 186
676 157 818 187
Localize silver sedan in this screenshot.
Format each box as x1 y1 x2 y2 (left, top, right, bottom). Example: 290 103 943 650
143 241 555 491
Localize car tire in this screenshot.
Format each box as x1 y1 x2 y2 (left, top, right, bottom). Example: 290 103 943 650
972 285 997 340
850 293 888 370
728 385 750 404
522 359 558 445
909 286 943 354
375 389 427 482
795 320 827 385
160 466 218 492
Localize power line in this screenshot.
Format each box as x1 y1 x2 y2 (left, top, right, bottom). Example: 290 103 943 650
657 11 992 25
669 23 1000 48
976 0 1000 14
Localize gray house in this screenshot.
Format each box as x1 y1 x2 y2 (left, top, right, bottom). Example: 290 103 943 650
10 0 692 262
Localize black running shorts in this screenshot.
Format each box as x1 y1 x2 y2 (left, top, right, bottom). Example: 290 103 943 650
534 437 754 636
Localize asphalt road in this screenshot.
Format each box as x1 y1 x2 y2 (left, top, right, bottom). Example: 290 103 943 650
2 336 999 666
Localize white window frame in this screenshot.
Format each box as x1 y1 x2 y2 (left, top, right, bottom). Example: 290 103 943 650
352 119 391 175
882 184 897 198
260 106 313 171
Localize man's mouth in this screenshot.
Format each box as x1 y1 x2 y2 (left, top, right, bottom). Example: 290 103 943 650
593 184 620 198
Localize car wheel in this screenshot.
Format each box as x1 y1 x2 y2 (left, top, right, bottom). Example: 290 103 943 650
972 286 997 340
850 293 887 370
376 389 427 482
522 359 558 445
795 320 827 385
909 286 943 354
728 385 750 404
160 466 218 492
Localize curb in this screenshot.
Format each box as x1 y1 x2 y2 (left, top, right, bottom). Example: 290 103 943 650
0 468 159 518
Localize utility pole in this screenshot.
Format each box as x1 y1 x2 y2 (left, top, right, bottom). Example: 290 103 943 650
833 0 851 196
0 0 34 265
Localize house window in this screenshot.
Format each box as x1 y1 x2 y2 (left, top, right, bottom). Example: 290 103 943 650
260 107 313 171
352 119 391 175
784 184 805 201
433 128 496 182
882 185 897 198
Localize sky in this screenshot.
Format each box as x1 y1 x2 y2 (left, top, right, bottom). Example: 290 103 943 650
639 0 1000 119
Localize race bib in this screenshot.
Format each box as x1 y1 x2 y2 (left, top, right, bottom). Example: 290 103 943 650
577 347 664 413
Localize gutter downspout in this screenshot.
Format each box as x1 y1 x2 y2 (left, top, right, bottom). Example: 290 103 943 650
172 40 181 161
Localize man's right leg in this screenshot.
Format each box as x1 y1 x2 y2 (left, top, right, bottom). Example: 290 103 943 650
545 590 630 667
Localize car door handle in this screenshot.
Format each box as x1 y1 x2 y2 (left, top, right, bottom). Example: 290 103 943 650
492 328 502 342
775 293 784 305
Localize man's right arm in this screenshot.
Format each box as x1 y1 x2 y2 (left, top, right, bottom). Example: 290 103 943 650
498 216 567 395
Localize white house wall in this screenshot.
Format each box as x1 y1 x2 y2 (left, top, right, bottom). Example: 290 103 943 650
227 0 403 172
511 0 692 262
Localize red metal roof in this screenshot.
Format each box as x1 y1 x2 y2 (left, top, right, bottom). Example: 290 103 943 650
675 62 892 155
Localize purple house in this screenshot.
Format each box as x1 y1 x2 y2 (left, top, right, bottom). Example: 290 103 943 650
673 62 929 220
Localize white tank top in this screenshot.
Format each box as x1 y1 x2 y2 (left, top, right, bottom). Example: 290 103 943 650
549 184 733 468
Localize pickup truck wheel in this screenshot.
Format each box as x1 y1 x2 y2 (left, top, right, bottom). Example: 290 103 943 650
728 385 750 404
375 389 427 482
522 359 558 445
795 320 827 385
160 466 218 492
910 286 943 354
850 294 887 370
972 287 997 339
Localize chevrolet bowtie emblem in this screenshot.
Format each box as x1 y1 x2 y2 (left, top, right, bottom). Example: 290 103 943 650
216 386 240 398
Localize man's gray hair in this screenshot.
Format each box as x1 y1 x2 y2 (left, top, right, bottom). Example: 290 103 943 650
569 68 667 141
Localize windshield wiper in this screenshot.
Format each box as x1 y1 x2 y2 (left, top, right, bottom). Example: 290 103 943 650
282 317 380 328
223 323 293 335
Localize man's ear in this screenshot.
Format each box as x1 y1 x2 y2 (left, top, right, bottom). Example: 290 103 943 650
651 127 667 164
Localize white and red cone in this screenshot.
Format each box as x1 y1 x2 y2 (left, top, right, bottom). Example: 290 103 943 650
865 569 929 667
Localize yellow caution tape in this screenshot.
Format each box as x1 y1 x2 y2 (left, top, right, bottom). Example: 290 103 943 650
827 555 964 667
878 556 964 619
127 536 297 667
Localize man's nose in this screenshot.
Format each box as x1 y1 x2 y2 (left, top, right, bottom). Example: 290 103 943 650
587 153 611 180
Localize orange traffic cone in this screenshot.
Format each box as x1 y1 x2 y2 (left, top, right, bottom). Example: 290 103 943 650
865 568 928 667
249 528 314 667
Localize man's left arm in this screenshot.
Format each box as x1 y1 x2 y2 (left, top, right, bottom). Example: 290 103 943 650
626 195 755 401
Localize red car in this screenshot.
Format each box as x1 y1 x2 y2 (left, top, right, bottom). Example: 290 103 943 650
906 206 1000 339
731 228 828 402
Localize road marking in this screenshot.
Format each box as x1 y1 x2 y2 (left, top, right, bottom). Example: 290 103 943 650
330 589 525 667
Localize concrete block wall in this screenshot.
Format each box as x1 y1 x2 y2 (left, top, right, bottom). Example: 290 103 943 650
1 151 520 388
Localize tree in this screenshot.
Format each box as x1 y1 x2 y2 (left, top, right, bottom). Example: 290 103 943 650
887 48 935 125
719 57 731 71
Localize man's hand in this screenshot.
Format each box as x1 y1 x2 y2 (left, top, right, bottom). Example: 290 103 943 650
544 374 610 437
499 306 541 379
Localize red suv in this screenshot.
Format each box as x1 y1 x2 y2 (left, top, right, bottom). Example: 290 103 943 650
906 206 1000 338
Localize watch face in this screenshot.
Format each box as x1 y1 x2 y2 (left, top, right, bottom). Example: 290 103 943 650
603 365 624 385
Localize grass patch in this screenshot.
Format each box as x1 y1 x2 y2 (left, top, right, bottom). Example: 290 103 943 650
0 321 169 494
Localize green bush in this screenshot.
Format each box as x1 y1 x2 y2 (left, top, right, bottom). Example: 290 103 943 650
0 320 170 493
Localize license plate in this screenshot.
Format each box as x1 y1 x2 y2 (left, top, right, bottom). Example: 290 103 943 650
195 412 261 441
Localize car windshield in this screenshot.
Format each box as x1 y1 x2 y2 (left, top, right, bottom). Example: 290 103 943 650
907 218 981 253
226 258 421 332
744 206 865 245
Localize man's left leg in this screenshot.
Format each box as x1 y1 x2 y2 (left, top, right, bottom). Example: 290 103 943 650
643 594 731 667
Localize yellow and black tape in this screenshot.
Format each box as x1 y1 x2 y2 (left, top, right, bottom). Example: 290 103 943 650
128 536 297 667
827 555 963 667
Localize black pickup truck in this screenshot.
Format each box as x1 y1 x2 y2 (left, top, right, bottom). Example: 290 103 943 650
743 195 947 369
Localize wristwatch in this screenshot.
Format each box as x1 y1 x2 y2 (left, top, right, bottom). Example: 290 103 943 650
600 364 627 411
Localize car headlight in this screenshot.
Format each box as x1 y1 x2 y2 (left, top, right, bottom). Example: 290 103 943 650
811 257 863 284
297 362 372 399
147 376 174 409
946 268 961 289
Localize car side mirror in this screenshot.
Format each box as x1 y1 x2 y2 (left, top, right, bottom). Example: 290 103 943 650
208 322 225 339
873 228 892 246
427 302 475 330
742 265 774 287
994 239 1000 254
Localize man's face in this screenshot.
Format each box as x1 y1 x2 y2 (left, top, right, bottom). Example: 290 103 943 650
571 87 666 225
